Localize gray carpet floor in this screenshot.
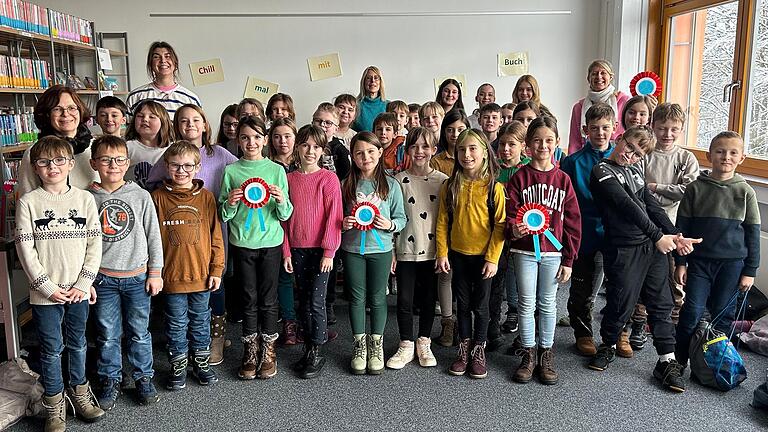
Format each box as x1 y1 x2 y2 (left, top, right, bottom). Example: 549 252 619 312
10 287 768 431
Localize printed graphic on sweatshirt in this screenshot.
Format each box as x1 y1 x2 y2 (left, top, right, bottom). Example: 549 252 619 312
98 198 135 242
163 205 202 246
134 161 153 189
520 183 567 219
34 209 89 230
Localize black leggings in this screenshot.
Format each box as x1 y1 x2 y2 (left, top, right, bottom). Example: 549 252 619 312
395 260 437 341
450 251 492 343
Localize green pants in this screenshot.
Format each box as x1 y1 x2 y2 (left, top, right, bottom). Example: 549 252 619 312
344 251 390 334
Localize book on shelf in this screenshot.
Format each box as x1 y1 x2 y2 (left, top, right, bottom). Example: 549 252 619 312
0 107 38 147
49 9 92 45
0 54 50 89
0 0 49 36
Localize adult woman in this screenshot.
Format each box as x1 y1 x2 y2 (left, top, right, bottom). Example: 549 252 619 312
126 41 201 119
568 60 629 154
436 78 464 114
17 85 98 195
351 66 388 132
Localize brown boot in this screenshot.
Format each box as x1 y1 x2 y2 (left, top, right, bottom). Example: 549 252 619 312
42 392 68 432
437 317 455 347
575 336 597 356
616 330 634 358
258 332 278 379
448 338 470 375
67 381 105 422
210 314 227 366
513 347 536 383
537 347 559 385
238 333 260 380
469 341 487 379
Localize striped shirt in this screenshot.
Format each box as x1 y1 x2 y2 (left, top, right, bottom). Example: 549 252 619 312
126 82 202 118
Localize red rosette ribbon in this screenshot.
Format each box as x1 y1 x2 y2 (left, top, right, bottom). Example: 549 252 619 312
240 177 270 209
629 71 662 97
516 202 550 235
351 201 380 231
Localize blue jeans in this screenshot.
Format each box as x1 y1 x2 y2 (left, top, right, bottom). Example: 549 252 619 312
675 258 744 365
514 253 561 349
93 273 153 382
164 291 211 358
505 254 518 314
32 301 89 396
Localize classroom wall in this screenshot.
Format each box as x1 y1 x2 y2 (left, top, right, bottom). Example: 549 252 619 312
38 0 610 143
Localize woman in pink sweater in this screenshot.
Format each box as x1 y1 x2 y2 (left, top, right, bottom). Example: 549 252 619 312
282 124 343 379
568 59 629 154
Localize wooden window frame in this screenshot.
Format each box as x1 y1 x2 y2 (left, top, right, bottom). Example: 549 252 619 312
647 0 768 177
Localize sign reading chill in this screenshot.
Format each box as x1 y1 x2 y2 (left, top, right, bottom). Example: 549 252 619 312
189 58 225 86
498 51 529 77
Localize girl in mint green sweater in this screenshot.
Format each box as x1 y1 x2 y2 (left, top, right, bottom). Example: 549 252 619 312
219 116 293 380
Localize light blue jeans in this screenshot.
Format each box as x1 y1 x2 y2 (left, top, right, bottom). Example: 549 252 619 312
514 253 561 349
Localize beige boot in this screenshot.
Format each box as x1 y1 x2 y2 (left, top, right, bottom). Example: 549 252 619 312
350 334 367 375
367 334 384 374
616 329 634 358
42 392 68 432
210 314 227 365
67 381 105 422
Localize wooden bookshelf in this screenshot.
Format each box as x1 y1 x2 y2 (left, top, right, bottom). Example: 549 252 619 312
0 143 32 154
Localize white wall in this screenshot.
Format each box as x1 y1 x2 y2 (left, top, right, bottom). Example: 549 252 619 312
39 0 606 143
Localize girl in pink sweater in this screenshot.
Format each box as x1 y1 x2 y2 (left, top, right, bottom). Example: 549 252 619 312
282 124 343 379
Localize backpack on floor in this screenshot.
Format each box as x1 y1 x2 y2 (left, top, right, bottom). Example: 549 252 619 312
689 291 748 391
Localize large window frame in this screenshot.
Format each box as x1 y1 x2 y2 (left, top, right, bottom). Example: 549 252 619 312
648 0 765 177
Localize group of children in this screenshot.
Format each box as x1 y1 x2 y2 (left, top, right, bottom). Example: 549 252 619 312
16 60 760 432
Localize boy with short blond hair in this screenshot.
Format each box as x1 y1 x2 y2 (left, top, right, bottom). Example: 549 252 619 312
151 141 225 391
87 135 164 409
418 102 445 135
674 131 759 369
15 136 104 431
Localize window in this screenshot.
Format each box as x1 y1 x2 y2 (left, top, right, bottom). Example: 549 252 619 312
653 0 768 176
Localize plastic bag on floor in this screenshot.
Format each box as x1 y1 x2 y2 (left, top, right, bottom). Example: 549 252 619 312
0 358 44 430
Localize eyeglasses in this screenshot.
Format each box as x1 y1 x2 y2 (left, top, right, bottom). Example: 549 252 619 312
223 121 239 129
313 119 337 128
623 143 645 159
168 162 197 173
95 156 129 166
34 157 71 167
51 105 79 116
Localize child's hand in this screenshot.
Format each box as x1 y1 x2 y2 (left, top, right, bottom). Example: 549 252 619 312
69 288 87 303
208 276 222 291
89 286 98 305
739 275 754 292
373 215 393 231
511 222 530 239
481 261 498 279
647 182 657 192
390 253 397 274
320 257 333 273
146 277 163 296
269 185 284 204
674 234 702 256
655 234 677 254
342 216 356 231
556 266 572 283
435 257 450 273
283 257 293 273
48 288 70 304
674 265 687 285
227 188 243 206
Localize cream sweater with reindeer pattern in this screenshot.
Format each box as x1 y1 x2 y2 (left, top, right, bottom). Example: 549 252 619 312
14 186 101 305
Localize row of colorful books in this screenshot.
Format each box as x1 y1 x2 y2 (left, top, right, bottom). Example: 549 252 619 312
0 110 38 146
0 55 50 89
0 0 93 45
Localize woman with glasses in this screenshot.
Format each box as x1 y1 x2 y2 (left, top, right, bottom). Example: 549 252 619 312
351 66 388 133
17 85 99 196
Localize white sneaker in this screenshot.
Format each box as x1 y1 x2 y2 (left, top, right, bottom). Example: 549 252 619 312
386 340 415 369
416 337 437 367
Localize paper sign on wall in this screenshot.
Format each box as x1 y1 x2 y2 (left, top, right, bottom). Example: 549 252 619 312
243 76 279 104
498 51 529 77
98 90 113 98
96 47 112 71
189 58 225 86
307 53 342 81
433 74 467 95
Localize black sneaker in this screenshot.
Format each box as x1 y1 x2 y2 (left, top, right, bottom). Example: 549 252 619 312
654 359 686 393
135 377 160 405
326 304 337 325
167 355 188 391
588 345 616 371
629 320 647 350
500 313 519 333
191 351 219 386
98 379 120 411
